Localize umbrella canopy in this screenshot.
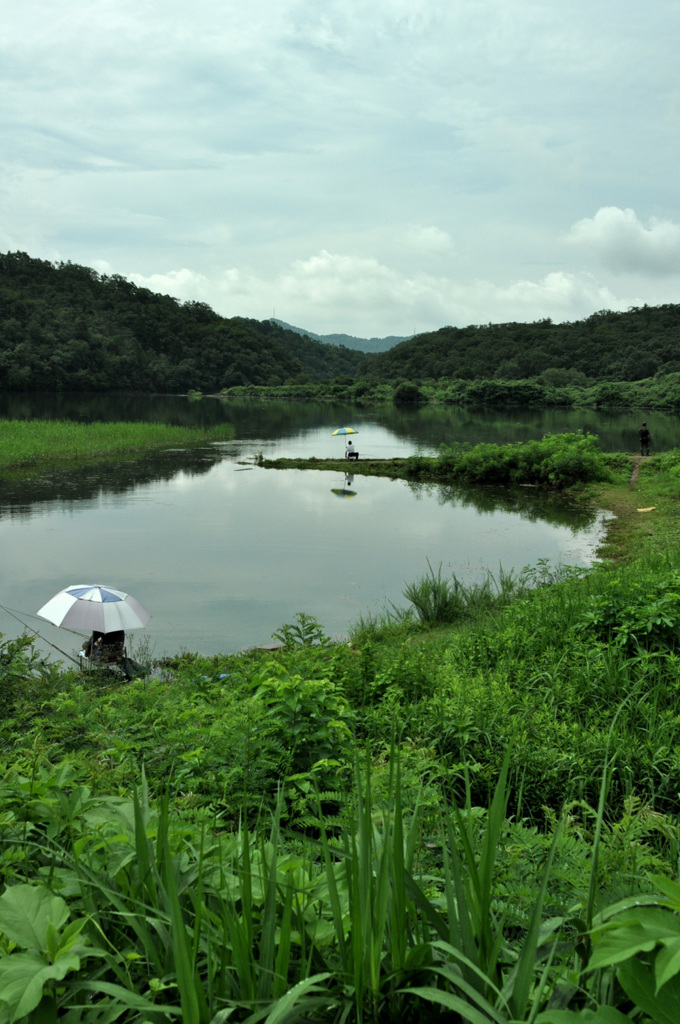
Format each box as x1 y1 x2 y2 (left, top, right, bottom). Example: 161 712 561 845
331 488 357 499
331 427 358 436
37 584 151 633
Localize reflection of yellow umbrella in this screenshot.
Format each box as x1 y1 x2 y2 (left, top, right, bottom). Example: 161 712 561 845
331 488 357 499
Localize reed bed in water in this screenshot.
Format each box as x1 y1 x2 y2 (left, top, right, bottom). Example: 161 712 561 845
0 418 234 470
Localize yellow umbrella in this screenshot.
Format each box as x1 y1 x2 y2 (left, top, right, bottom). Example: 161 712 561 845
332 426 358 458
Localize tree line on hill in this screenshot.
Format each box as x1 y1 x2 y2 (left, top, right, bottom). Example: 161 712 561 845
0 252 361 393
2 250 680 394
366 305 680 383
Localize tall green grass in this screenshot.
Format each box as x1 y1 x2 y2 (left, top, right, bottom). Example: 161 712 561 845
402 561 524 625
0 752 668 1022
0 419 234 470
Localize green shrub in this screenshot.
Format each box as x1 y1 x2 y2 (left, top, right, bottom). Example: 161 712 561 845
393 380 425 404
272 612 331 647
402 563 469 625
252 663 354 775
578 571 680 653
402 563 523 626
0 633 70 718
405 432 612 489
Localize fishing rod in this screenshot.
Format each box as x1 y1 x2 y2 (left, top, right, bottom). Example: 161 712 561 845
0 604 83 666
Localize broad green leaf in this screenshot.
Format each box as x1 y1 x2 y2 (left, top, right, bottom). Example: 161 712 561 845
618 956 680 1024
589 908 680 971
55 917 89 959
592 893 669 927
655 937 680 990
650 875 680 912
262 973 332 1024
594 906 680 943
588 925 657 969
73 979 184 1017
536 1009 634 1023
0 951 79 1021
405 985 500 1024
0 886 69 952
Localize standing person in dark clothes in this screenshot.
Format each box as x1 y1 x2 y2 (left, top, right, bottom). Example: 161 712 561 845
639 422 651 456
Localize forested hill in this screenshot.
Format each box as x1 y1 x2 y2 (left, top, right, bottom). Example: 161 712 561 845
368 305 680 383
5 250 680 394
0 252 364 392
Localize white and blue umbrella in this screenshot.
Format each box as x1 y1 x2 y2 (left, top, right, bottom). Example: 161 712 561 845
37 584 151 633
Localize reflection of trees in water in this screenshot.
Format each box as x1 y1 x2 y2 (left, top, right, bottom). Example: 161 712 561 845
0 448 224 521
219 401 677 453
0 393 370 436
0 394 675 453
406 479 599 530
375 404 679 454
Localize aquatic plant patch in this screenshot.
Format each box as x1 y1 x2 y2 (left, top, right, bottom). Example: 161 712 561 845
0 418 234 471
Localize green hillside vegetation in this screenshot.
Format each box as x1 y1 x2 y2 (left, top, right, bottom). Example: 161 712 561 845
0 252 361 392
369 305 680 382
4 250 680 402
270 323 365 378
223 372 680 411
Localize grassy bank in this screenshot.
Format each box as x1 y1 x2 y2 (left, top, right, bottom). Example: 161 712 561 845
0 418 235 471
3 440 680 1020
263 430 623 489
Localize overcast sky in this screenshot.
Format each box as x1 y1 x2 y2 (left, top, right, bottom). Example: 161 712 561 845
2 0 680 338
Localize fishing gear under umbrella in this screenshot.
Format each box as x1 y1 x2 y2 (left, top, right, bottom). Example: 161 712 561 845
37 583 151 678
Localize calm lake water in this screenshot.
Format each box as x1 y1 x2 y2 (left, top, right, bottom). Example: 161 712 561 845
0 395 675 664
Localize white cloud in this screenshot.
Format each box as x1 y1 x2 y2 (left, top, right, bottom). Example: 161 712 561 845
3 1 680 336
404 225 453 255
451 272 624 326
127 267 214 301
128 251 629 336
566 207 680 275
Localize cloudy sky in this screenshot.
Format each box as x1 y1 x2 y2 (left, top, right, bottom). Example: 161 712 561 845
2 0 680 337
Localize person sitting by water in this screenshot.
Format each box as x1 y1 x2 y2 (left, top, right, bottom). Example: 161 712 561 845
346 439 359 460
639 422 651 456
82 630 104 656
82 629 125 659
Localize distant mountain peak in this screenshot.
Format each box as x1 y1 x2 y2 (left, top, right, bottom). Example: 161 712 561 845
269 319 410 354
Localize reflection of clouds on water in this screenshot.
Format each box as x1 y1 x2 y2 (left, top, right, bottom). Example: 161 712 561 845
2 465 607 660
0 410 615 662
557 510 614 565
